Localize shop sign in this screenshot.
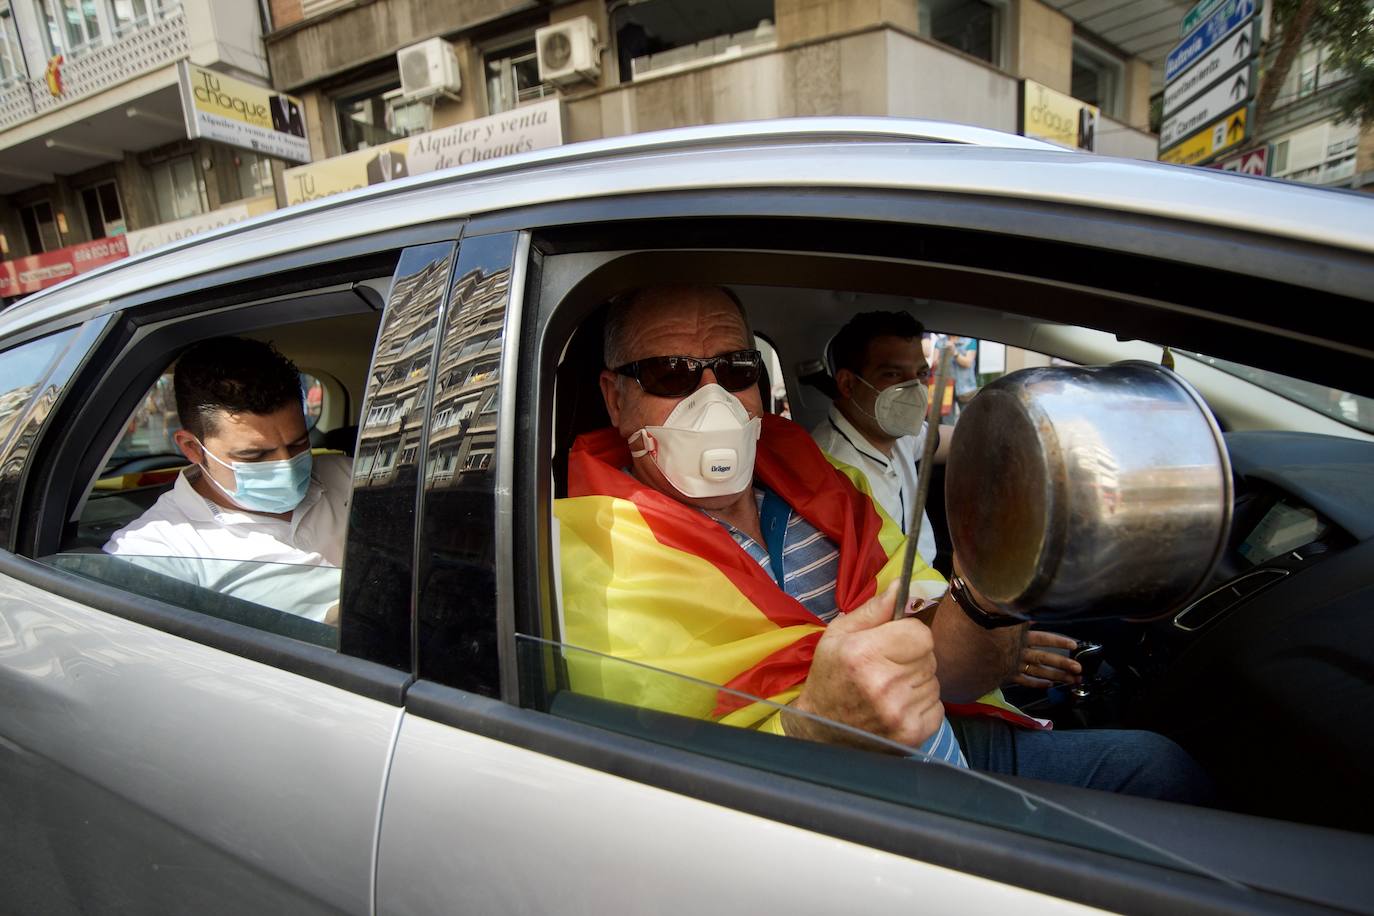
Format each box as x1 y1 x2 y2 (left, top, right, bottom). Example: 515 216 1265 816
0 236 129 298
1158 107 1249 166
283 99 562 206
1019 80 1098 151
124 195 277 256
178 62 311 164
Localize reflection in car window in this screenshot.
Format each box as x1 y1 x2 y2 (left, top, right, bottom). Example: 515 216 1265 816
1189 352 1374 434
0 326 82 547
519 634 1236 887
48 553 339 648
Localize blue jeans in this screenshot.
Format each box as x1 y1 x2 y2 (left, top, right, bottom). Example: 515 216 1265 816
950 717 1214 804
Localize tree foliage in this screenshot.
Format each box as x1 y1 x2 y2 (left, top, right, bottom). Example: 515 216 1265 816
1260 0 1374 128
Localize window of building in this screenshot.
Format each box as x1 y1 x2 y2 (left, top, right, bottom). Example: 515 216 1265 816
611 0 775 82
149 156 207 222
38 0 102 55
80 180 125 239
107 0 177 34
1 3 26 85
922 0 1003 67
235 151 276 201
1071 38 1123 119
20 200 61 254
335 79 427 154
484 40 554 114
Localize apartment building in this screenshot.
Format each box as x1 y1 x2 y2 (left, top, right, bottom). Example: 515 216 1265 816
1248 38 1373 190
0 0 285 302
262 0 1165 202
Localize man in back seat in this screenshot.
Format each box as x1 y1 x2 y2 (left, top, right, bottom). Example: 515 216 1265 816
104 337 352 623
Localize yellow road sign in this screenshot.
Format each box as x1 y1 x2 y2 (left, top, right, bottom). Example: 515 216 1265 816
1160 106 1248 165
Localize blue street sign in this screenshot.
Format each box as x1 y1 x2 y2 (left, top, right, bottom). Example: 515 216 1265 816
1166 0 1257 83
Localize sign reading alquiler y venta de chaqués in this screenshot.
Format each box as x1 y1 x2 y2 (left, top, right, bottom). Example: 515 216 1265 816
283 99 563 205
178 62 311 164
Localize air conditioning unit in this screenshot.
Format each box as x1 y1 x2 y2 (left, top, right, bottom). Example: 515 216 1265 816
397 37 462 101
536 16 600 86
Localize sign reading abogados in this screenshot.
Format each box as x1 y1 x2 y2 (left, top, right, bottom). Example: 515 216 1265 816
283 99 562 206
1019 80 1099 152
178 62 311 164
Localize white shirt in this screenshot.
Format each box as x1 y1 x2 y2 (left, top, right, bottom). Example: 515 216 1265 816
103 454 353 622
811 405 938 565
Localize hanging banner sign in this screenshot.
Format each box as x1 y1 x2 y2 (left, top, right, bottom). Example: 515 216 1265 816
283 99 562 205
1018 79 1099 151
0 235 129 297
178 61 311 164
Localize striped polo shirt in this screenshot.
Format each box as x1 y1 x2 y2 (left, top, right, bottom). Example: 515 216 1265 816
708 489 967 768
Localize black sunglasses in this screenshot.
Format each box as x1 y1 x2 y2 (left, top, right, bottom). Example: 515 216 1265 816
613 349 763 398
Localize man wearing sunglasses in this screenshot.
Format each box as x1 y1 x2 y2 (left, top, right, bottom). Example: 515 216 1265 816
555 285 1208 800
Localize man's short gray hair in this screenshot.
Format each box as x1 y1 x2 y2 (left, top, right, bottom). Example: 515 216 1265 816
602 285 752 370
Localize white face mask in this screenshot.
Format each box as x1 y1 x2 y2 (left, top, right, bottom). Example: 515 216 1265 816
629 383 762 499
855 375 929 439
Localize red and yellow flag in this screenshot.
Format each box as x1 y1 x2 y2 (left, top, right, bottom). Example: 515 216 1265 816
555 414 947 731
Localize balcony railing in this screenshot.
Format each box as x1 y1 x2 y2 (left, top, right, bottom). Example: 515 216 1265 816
0 8 188 131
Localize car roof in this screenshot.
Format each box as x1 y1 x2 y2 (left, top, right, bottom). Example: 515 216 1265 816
4 116 1373 337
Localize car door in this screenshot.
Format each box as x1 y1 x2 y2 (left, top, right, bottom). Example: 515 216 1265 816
0 235 455 914
372 175 1374 913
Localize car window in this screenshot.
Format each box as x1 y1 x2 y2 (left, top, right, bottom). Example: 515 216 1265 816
0 325 87 549
518 633 1229 883
1186 352 1374 435
24 304 393 654
109 368 330 474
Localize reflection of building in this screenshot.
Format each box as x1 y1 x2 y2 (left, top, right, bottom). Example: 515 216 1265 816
353 256 449 487
425 265 509 488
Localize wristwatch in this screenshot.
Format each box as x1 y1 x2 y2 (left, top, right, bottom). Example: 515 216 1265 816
948 575 1024 629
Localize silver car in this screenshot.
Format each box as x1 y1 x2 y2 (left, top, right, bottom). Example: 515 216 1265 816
3 119 1373 914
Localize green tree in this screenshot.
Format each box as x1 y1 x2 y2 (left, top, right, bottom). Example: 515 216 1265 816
1254 0 1374 134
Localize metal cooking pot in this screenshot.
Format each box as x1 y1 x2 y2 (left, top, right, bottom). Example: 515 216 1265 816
945 362 1232 622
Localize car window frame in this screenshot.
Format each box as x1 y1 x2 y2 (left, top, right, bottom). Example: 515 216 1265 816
0 228 476 702
472 196 1374 911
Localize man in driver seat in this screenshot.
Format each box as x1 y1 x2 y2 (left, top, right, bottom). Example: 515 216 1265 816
554 285 1210 800
104 337 351 623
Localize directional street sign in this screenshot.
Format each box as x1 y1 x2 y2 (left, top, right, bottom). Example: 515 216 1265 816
1215 146 1268 175
1182 0 1226 36
1161 64 1255 148
1166 0 1256 83
1159 107 1249 165
1163 23 1257 116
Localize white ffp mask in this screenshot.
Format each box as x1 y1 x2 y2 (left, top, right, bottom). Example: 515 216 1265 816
856 375 929 439
629 384 762 499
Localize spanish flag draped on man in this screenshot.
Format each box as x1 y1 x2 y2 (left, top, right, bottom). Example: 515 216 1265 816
556 413 1041 735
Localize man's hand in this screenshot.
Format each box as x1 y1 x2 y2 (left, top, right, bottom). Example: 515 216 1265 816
785 583 944 749
1009 630 1082 689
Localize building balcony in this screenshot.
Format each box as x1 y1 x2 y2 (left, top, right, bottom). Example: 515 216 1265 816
0 0 269 195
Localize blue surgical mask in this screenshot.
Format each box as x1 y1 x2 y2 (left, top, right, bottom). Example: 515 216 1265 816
198 440 313 514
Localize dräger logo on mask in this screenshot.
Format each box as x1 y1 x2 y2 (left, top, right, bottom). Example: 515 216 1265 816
630 384 761 498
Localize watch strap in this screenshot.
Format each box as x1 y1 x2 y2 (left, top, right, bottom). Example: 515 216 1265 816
949 575 1024 629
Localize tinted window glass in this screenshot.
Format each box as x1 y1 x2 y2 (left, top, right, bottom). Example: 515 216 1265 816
341 242 457 670
416 233 517 695
0 326 83 548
